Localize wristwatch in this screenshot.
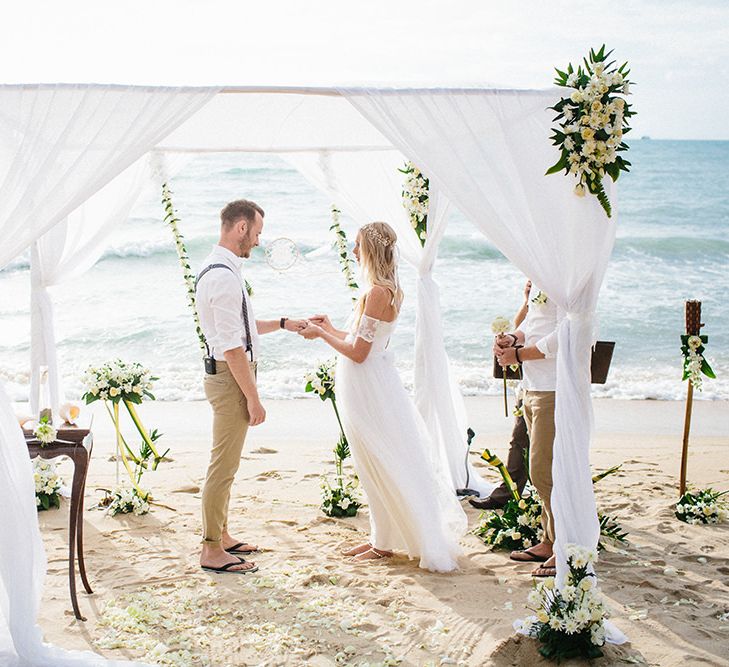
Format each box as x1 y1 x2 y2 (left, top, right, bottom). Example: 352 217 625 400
280 317 288 329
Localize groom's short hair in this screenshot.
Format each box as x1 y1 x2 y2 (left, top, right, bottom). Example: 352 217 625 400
220 199 265 228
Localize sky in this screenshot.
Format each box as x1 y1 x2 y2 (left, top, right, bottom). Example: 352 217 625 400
2 0 728 139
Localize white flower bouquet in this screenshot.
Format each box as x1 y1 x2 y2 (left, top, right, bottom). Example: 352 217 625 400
33 414 57 446
101 486 151 517
546 45 635 218
680 334 715 391
474 484 543 551
304 359 336 401
320 476 361 518
33 458 63 511
675 487 728 525
81 359 156 405
519 544 609 661
399 161 429 245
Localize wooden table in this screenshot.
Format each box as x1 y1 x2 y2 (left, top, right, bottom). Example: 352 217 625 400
25 427 94 621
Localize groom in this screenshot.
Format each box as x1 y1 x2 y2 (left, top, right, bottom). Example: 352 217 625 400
196 199 306 574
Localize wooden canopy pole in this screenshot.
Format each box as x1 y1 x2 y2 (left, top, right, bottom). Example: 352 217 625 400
679 300 702 496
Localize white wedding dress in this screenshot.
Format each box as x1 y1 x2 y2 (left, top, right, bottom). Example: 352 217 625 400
336 314 467 572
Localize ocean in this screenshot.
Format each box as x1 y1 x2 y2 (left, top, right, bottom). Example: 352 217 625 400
1 139 728 403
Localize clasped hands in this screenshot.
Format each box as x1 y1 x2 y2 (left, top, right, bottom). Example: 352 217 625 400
282 315 333 340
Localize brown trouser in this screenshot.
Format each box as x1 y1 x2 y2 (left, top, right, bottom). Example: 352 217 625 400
522 390 556 545
201 360 253 544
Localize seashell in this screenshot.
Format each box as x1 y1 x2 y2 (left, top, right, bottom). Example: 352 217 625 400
59 402 80 425
17 415 34 429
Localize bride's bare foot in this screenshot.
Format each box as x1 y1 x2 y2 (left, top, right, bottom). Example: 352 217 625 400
351 547 392 562
341 542 372 557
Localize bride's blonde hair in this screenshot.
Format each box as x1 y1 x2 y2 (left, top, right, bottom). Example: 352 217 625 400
355 222 404 323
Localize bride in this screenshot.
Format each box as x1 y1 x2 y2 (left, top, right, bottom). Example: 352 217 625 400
299 222 467 572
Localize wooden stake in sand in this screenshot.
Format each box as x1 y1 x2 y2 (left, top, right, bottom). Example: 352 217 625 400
679 300 702 496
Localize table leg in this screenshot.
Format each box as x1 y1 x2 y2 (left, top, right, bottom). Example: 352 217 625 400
69 449 86 621
75 453 93 595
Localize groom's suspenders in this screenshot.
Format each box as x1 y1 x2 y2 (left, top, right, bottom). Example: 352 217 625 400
195 264 254 367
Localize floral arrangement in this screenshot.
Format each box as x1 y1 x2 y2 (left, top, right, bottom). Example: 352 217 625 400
531 291 548 307
675 487 728 525
475 455 627 551
321 476 360 518
100 486 151 517
305 360 360 517
82 359 167 509
33 458 63 511
81 359 156 405
33 414 57 446
519 544 609 661
475 489 543 551
680 334 715 391
304 359 337 401
546 45 635 218
399 161 429 245
330 205 359 301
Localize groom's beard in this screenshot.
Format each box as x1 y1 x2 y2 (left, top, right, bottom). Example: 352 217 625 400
239 233 255 258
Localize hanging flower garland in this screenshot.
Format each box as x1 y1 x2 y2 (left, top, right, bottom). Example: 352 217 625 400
162 183 207 353
680 334 715 391
329 205 359 301
399 162 429 246
546 45 635 218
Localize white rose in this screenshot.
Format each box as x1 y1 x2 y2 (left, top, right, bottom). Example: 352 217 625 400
339 497 351 510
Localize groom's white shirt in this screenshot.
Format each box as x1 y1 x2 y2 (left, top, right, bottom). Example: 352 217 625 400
196 245 260 362
519 284 560 392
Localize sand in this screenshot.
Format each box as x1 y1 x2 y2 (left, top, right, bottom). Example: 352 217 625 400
30 396 729 667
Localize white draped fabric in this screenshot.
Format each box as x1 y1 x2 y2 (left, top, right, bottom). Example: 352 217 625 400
412 185 494 496
341 88 619 594
0 84 217 666
29 159 148 415
0 382 151 667
0 84 217 270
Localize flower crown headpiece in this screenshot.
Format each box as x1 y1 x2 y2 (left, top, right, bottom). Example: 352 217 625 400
364 225 392 248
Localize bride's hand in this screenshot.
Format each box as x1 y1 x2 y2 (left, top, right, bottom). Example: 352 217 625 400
308 314 333 332
299 322 322 340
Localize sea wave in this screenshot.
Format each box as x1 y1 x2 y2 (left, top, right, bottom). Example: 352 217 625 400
614 236 729 261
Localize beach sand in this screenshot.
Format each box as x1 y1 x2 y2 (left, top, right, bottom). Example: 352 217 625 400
31 396 729 666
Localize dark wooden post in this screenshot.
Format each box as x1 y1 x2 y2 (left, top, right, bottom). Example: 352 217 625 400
679 300 702 496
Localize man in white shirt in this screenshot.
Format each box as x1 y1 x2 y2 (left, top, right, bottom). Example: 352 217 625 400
494 283 561 578
196 199 306 574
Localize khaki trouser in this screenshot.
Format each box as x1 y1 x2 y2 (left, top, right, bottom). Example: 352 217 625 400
201 360 255 544
522 390 556 545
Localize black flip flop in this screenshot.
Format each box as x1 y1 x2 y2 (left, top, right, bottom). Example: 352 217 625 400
509 547 549 563
225 541 259 555
201 560 259 575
